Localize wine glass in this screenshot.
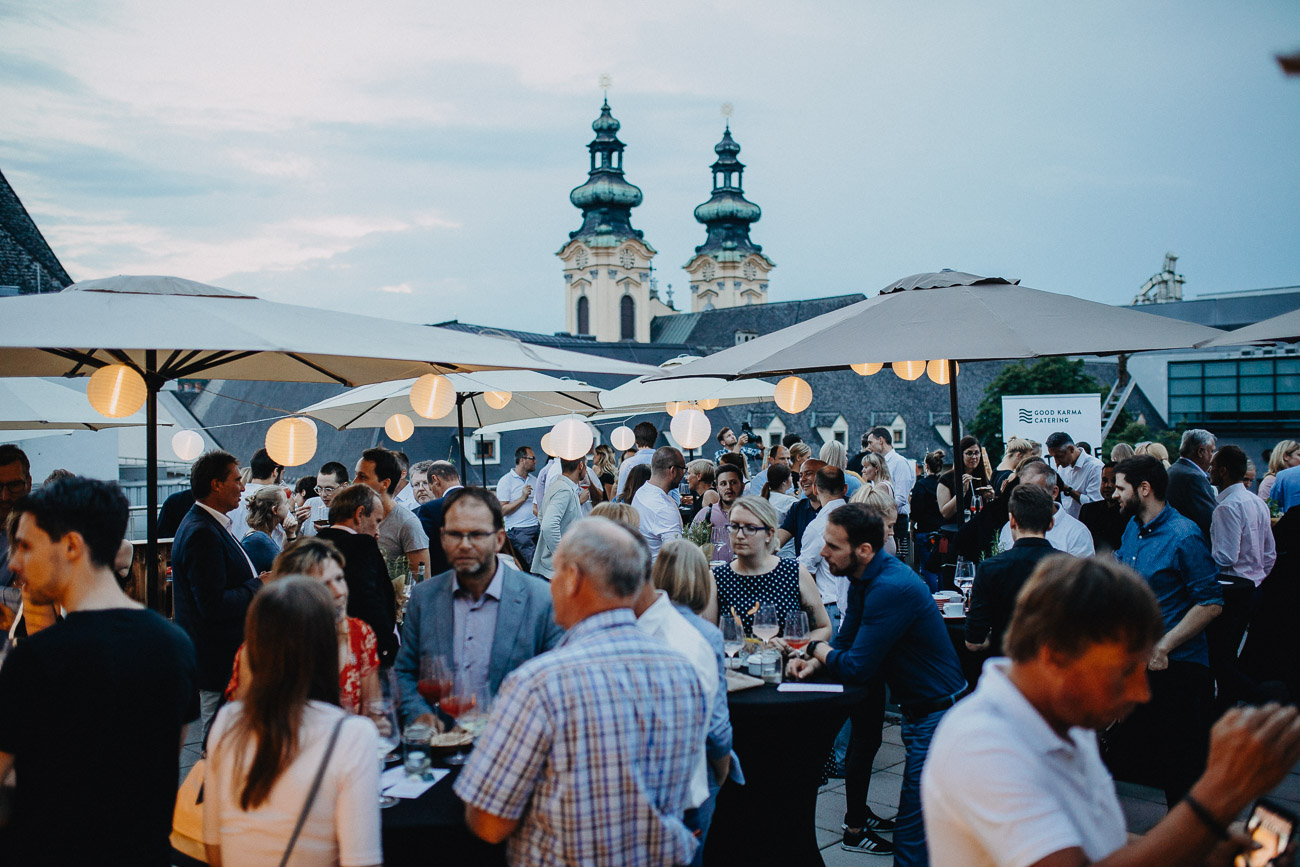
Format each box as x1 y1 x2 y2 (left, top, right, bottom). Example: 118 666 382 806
440 673 480 766
783 610 810 657
417 655 453 717
954 559 976 599
709 524 729 567
719 614 745 668
752 604 778 646
365 697 400 808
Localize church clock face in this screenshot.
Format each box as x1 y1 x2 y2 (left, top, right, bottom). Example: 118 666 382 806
701 261 716 281
574 247 589 269
743 260 757 280
619 247 635 269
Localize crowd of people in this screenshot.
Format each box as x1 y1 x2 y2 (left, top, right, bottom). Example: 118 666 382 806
0 418 1297 866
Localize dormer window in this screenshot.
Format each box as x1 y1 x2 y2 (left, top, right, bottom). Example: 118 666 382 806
735 331 758 345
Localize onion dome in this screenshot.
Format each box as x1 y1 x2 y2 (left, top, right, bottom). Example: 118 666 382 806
567 99 646 246
691 123 764 257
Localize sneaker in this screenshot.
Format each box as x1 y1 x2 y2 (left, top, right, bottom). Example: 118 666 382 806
842 806 897 832
841 827 894 855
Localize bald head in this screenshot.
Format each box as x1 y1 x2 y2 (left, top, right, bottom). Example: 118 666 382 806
649 446 685 491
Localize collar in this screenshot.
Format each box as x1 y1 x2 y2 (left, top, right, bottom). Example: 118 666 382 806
1011 536 1053 548
560 607 637 645
851 548 898 584
328 524 358 534
454 557 505 602
1176 457 1208 478
442 484 465 499
636 589 675 626
1134 503 1172 537
818 497 846 515
978 659 1083 755
1215 482 1246 504
196 501 233 529
514 466 531 480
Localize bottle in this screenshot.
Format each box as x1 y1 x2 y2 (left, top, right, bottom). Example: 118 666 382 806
415 563 426 584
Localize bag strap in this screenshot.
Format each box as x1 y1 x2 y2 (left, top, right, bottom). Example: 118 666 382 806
278 715 347 867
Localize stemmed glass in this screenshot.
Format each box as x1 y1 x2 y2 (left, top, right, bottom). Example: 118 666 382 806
365 695 400 808
719 614 745 669
440 673 481 766
752 604 778 646
417 655 453 717
709 525 729 567
783 610 810 657
954 559 976 598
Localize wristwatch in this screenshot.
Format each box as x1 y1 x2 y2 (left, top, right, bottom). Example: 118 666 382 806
806 640 826 658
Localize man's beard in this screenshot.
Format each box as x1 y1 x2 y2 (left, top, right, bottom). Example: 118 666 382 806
455 555 494 582
1118 495 1140 520
827 552 860 578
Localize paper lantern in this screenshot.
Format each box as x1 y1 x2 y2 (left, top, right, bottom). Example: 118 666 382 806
384 413 414 442
926 359 959 385
774 376 813 414
87 364 146 418
550 418 593 460
697 398 719 411
484 390 512 410
665 400 694 417
540 432 555 456
893 360 926 381
610 425 635 451
670 408 711 450
409 374 456 419
171 429 204 462
265 417 317 467
850 363 884 376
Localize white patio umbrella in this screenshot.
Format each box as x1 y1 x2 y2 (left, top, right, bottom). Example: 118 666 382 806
298 370 606 481
1197 307 1300 347
598 356 777 413
0 276 657 605
0 378 154 430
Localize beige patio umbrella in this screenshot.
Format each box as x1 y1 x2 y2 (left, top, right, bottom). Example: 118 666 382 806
1197 307 1300 347
0 378 154 430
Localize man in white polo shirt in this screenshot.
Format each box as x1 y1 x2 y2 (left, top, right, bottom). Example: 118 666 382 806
632 447 685 559
496 445 539 566
923 555 1300 867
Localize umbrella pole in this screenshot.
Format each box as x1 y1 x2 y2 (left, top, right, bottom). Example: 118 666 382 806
948 360 967 534
145 350 161 612
456 396 468 483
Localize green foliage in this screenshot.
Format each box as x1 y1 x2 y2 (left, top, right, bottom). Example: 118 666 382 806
969 358 1120 447
1103 421 1181 460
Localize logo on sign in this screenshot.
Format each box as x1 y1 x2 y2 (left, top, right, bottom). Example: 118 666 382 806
1017 409 1033 424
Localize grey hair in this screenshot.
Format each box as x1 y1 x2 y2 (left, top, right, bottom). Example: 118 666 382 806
1180 429 1215 458
555 516 649 599
819 440 847 470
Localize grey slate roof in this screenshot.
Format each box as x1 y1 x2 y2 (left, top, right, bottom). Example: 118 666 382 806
649 294 865 353
0 168 72 294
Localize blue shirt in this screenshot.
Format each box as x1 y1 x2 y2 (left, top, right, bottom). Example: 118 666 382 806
826 550 967 705
1116 504 1222 667
454 608 707 867
1271 464 1300 512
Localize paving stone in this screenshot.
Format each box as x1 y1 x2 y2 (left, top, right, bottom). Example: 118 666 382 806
871 742 906 770
820 841 894 866
816 825 842 849
881 725 902 746
816 788 847 832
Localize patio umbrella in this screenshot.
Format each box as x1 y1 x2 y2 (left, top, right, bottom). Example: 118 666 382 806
0 275 657 605
0 378 153 430
598 357 777 413
298 370 606 482
1196 307 1300 347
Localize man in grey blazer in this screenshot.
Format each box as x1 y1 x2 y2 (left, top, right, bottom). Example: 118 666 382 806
396 487 563 726
1167 428 1218 539
531 457 586 579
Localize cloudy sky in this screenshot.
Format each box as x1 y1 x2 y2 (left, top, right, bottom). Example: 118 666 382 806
2 0 1296 333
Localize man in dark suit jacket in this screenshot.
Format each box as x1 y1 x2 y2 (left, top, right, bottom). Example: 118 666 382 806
316 483 399 667
966 485 1066 656
396 487 563 726
1166 429 1218 539
414 461 464 578
171 450 264 730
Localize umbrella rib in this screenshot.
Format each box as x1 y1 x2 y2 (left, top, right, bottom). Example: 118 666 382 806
160 350 205 378
39 347 108 374
338 401 385 430
562 392 604 411
171 350 261 380
284 353 353 386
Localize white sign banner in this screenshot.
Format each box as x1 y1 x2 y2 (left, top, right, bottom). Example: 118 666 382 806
1001 393 1101 447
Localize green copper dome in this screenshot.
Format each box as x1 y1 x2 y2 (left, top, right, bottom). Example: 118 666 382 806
691 123 765 258
566 99 646 246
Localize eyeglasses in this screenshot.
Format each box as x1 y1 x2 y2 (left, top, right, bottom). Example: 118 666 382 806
315 485 339 496
726 522 769 537
441 530 495 544
1 480 31 496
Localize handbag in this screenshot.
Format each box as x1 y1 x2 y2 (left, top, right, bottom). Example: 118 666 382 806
171 714 348 866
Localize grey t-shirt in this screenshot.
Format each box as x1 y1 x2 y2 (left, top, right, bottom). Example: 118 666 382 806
377 503 430 561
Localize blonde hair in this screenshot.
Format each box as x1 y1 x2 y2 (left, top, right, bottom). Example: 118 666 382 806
789 442 812 467
859 452 892 485
728 495 780 554
593 444 617 478
652 539 714 614
850 482 898 523
1268 440 1299 475
590 501 640 531
1002 437 1035 462
819 441 847 470
245 485 285 534
1137 441 1170 466
1110 443 1135 463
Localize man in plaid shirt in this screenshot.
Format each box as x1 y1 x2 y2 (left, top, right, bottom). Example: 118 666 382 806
456 517 708 866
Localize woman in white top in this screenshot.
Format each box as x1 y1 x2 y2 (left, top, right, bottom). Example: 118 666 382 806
760 464 798 523
204 577 382 867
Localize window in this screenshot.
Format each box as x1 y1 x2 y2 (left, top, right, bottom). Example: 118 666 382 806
576 296 589 335
620 295 635 340
1166 358 1300 424
735 330 758 345
459 433 501 466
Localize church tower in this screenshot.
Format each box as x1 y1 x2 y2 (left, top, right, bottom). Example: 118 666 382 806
558 99 670 342
683 122 774 311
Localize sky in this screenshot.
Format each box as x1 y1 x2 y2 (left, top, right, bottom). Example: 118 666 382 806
1 0 1297 334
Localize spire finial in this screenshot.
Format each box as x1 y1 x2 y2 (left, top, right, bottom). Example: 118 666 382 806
721 101 733 131
599 73 612 103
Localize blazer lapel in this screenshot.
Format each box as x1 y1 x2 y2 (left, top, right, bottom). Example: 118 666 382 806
430 572 455 664
488 565 529 692
197 505 255 581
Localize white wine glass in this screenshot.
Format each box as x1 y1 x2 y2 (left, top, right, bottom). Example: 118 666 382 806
752 604 778 646
365 697 400 808
719 614 745 668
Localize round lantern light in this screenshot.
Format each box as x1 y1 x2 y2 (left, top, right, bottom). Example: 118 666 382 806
665 400 695 417
550 417 593 460
773 376 813 414
265 417 317 467
610 425 636 451
697 397 719 411
484 390 512 410
850 362 884 377
171 429 204 462
893 360 926 381
926 359 959 385
409 373 457 419
384 413 414 442
540 432 555 457
670 408 712 451
87 364 146 418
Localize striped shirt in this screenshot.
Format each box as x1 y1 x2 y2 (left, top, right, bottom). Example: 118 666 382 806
454 608 708 867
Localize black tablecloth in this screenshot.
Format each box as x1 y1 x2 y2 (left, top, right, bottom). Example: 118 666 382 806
381 762 507 867
706 681 868 866
946 617 990 689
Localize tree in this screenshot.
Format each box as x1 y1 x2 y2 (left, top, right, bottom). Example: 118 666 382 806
1104 420 1181 461
968 358 1126 447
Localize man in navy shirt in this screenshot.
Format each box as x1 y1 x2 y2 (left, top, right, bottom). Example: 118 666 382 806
1110 454 1223 806
788 504 966 867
